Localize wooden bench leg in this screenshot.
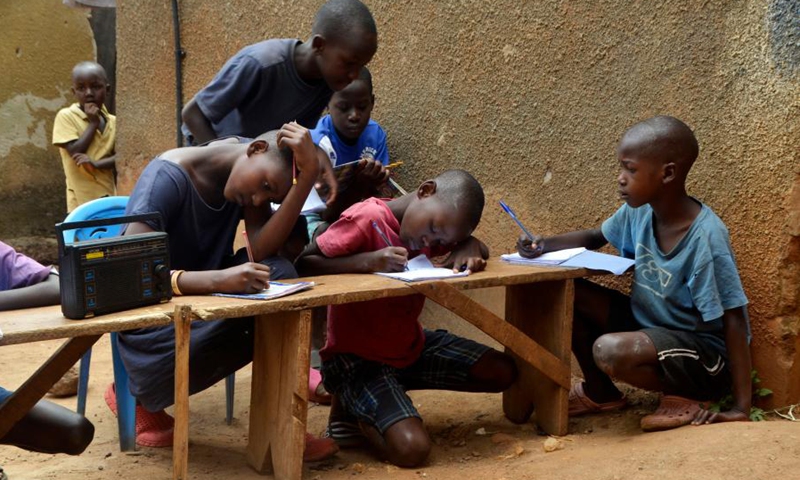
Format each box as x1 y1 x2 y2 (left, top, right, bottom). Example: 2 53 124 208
503 280 574 435
247 310 311 479
0 334 100 439
173 305 192 480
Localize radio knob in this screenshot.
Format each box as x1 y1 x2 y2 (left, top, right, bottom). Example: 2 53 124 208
154 264 170 290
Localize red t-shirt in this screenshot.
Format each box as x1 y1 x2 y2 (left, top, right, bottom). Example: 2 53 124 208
316 198 427 368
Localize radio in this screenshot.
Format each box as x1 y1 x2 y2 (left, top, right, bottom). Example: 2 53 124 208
56 213 172 319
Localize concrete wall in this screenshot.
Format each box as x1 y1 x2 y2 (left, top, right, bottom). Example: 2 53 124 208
116 1 799 406
0 2 97 261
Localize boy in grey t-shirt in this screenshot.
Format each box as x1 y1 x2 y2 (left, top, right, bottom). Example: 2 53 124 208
181 0 378 144
517 116 752 432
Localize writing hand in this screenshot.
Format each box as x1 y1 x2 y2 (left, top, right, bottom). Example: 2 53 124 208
371 246 408 272
216 263 271 294
517 233 544 258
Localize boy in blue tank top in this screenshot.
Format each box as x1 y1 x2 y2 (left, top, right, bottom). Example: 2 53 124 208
308 67 391 239
517 116 752 431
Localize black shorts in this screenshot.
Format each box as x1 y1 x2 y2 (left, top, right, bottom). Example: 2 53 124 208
602 282 731 400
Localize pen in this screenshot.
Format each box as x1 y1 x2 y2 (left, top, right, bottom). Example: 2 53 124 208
371 220 393 247
242 230 255 263
499 200 536 242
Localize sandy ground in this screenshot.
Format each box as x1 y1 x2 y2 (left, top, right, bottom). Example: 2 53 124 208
2 336 799 480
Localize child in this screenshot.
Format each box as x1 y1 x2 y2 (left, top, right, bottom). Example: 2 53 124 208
181 0 378 145
0 241 95 465
296 170 517 467
109 123 337 461
517 116 752 431
308 66 391 239
53 61 116 213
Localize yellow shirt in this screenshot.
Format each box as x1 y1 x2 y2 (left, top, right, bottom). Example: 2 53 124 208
52 103 117 212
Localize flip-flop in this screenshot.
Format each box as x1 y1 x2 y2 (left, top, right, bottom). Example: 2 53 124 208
568 382 627 416
309 368 332 405
640 395 702 432
304 432 339 462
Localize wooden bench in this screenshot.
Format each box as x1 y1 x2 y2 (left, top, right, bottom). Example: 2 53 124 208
0 259 592 480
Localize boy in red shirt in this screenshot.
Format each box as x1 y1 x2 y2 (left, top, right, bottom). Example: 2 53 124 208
296 170 517 467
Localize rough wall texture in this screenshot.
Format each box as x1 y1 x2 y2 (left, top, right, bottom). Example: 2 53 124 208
117 1 799 405
0 2 95 260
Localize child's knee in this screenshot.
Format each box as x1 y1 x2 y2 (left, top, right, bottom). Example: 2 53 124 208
62 416 95 455
384 419 431 468
472 350 517 392
592 333 627 377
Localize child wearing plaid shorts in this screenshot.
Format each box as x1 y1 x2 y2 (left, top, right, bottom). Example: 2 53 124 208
297 170 518 467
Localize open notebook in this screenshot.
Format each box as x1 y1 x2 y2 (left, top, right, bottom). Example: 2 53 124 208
212 281 315 300
271 187 326 215
501 248 634 275
376 255 469 282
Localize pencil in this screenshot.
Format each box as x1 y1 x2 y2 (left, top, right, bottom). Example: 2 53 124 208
242 230 255 263
385 161 404 170
371 220 393 247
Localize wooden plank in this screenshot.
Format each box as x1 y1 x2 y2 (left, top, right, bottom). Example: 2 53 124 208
0 335 100 439
247 310 311 479
172 305 192 480
409 281 570 389
503 280 574 435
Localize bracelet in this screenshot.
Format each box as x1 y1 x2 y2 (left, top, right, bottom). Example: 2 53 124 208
171 270 185 296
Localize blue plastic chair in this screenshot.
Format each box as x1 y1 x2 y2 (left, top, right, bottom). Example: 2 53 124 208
63 197 235 451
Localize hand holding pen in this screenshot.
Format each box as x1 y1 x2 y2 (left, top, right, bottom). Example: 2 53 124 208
499 200 544 259
371 220 409 272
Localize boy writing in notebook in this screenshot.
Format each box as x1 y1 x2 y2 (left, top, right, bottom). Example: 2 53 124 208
52 61 116 213
517 116 751 431
308 66 391 239
296 170 517 467
110 123 337 460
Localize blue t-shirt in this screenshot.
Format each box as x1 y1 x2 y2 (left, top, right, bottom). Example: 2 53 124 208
124 159 242 271
310 115 389 166
601 202 749 349
182 39 332 142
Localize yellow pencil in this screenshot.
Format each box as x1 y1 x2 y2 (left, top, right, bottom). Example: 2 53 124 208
385 161 404 169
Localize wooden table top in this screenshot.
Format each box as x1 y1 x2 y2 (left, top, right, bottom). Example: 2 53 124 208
0 259 590 346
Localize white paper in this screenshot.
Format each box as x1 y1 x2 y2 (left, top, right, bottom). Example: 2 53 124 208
375 255 469 282
270 187 326 214
212 281 314 300
501 249 634 275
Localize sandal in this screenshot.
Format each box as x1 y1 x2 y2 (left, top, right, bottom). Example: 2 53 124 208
104 383 174 448
324 417 368 448
308 368 332 405
304 432 339 462
568 382 627 417
640 395 702 432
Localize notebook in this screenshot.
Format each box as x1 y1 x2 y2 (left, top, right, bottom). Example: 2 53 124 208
501 248 634 275
271 187 326 215
212 281 315 300
375 254 470 282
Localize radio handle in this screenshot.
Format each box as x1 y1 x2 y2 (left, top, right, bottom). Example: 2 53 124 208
55 212 165 254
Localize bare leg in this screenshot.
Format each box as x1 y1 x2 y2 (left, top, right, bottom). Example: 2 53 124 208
593 331 664 392
360 417 431 468
1 398 94 455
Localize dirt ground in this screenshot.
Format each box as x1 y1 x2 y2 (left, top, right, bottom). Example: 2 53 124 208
1 336 799 480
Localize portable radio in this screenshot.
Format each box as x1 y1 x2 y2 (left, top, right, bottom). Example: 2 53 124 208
55 213 172 319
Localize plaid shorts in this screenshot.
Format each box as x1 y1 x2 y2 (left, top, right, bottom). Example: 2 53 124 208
603 282 732 400
321 329 492 434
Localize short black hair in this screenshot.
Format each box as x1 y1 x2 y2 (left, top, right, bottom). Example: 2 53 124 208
358 66 373 94
434 170 485 232
620 116 699 172
72 61 108 82
312 0 377 42
254 130 293 167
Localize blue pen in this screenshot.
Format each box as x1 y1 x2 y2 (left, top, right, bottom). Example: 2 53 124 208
499 200 536 242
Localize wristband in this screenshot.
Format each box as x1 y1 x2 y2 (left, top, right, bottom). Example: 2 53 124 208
171 270 185 296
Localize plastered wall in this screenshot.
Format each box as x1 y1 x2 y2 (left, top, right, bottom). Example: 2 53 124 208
0 1 95 259
116 1 799 406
